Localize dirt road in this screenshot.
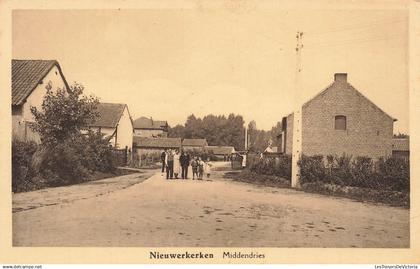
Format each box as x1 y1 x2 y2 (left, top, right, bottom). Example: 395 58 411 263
13 164 409 247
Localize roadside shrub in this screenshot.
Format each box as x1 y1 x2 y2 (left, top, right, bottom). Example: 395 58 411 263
298 155 325 183
330 154 352 185
249 154 291 180
39 132 118 185
377 157 409 192
12 140 39 192
298 154 409 193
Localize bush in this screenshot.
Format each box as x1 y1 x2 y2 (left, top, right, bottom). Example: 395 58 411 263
249 154 291 180
377 157 410 192
298 155 325 183
298 154 409 193
12 132 119 191
38 132 118 186
12 140 39 192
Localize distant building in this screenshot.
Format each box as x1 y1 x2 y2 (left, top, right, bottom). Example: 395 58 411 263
12 59 70 142
182 138 208 152
87 103 134 150
279 73 396 159
205 145 235 160
133 116 168 138
392 138 409 160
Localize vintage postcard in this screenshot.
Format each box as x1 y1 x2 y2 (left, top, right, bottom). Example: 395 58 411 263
0 0 419 265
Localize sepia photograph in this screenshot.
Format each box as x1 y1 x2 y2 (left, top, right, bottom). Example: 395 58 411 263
2 0 418 264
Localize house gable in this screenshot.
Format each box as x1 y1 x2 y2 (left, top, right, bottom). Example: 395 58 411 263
12 59 70 106
301 75 394 158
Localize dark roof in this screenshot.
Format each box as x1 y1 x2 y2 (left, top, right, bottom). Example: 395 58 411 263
133 116 168 130
90 103 127 128
182 138 208 147
205 146 235 155
12 59 69 106
133 137 181 148
392 138 409 151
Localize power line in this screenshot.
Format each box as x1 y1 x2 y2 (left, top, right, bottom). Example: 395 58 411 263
305 18 405 37
303 34 403 50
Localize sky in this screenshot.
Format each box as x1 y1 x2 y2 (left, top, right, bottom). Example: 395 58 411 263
12 7 408 132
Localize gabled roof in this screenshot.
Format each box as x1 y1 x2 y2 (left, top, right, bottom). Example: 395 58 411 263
133 137 181 148
205 146 235 155
302 80 396 121
90 103 127 128
182 138 208 147
133 116 168 130
392 138 409 151
12 59 70 106
282 75 396 122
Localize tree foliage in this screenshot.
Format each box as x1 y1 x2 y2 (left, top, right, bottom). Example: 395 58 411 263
30 83 99 146
168 114 282 152
168 114 245 150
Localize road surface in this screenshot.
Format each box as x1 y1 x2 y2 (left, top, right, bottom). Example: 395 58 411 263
13 163 409 247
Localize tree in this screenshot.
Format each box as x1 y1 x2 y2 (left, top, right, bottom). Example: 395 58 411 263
30 83 99 146
168 124 185 138
28 83 116 185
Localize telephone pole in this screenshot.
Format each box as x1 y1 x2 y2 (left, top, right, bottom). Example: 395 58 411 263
291 31 303 188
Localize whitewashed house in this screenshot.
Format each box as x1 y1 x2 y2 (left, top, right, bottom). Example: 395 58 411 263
12 59 70 142
87 103 134 150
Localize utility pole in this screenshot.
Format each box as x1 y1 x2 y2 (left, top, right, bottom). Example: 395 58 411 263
291 31 303 188
244 125 248 151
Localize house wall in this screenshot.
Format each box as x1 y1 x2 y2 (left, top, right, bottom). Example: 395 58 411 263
285 113 294 155
87 127 117 146
183 146 205 152
134 129 167 138
115 106 133 150
301 82 394 159
12 65 67 142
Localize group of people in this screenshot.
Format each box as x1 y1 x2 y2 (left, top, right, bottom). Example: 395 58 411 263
160 149 212 180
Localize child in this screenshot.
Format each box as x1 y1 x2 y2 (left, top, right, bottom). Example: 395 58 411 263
198 157 204 180
204 157 212 178
191 156 199 180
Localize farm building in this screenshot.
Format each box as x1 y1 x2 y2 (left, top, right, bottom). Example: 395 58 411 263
133 116 168 138
12 59 70 142
87 103 134 150
279 73 396 159
392 138 409 160
205 146 235 160
133 137 182 167
182 138 208 152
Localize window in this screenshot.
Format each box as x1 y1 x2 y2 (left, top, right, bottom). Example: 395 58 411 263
335 115 346 130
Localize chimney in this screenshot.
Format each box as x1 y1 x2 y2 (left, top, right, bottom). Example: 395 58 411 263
334 73 347 83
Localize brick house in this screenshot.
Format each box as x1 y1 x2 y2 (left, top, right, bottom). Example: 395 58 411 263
12 59 70 142
133 116 168 138
279 73 396 159
86 103 134 150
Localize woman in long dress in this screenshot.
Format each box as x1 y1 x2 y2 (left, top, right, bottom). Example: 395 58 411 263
173 149 181 179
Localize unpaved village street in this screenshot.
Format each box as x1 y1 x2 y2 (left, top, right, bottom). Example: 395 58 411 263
13 163 409 247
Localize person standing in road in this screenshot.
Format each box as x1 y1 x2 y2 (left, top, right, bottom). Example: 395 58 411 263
191 156 199 180
173 149 181 179
180 150 190 179
160 150 166 174
165 149 174 180
197 157 204 180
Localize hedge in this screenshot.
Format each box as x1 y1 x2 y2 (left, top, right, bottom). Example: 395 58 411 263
298 154 409 192
248 154 292 180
